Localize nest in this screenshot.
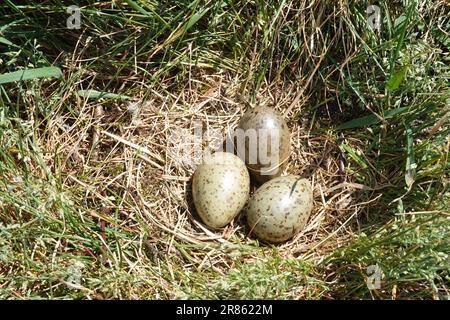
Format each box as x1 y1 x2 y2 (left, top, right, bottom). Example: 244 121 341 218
52 77 377 277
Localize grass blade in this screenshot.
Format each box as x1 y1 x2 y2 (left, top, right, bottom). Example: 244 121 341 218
124 0 169 27
0 37 13 46
386 65 409 91
185 7 210 31
432 26 450 50
125 0 152 16
77 90 133 101
0 67 62 84
337 106 410 130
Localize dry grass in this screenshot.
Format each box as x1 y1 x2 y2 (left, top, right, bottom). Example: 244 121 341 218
0 0 448 299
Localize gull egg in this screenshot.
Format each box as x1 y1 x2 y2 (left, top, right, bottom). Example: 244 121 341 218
192 152 250 229
246 175 313 243
236 106 290 184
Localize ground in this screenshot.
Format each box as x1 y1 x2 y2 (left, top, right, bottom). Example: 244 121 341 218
0 0 449 299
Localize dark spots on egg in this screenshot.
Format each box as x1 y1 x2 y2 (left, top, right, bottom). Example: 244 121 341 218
192 152 250 229
246 175 313 243
237 106 290 184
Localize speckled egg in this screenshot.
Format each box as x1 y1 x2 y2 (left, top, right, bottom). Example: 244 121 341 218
246 175 313 243
192 152 250 229
236 106 290 184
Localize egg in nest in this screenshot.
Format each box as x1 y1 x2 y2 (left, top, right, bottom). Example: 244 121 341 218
192 152 250 229
246 175 313 243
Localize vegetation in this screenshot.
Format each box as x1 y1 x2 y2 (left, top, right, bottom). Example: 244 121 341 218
0 0 448 299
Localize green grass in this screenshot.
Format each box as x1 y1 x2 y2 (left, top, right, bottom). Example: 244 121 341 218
0 0 449 299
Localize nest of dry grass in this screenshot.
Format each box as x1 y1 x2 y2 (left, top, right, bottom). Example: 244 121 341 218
51 77 374 270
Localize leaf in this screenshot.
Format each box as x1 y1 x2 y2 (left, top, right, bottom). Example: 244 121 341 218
340 143 368 169
393 15 407 34
0 67 62 84
125 0 169 28
386 65 408 91
185 7 210 31
337 113 381 130
0 37 13 46
336 106 409 130
125 0 152 16
390 6 414 72
77 90 133 101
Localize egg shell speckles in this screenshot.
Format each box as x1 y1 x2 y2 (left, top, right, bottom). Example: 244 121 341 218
237 106 290 184
246 175 313 243
192 152 250 229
